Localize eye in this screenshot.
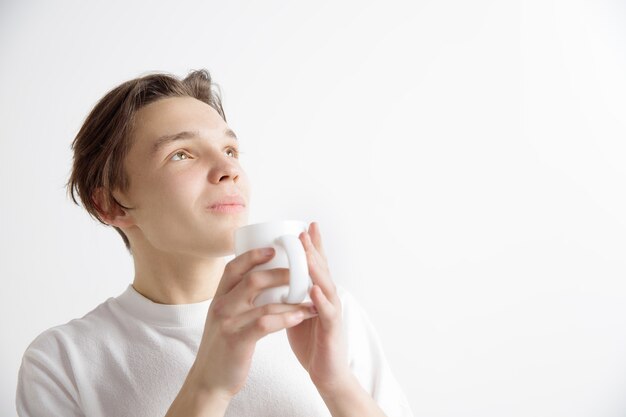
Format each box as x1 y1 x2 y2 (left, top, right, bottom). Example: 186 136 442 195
226 147 240 158
169 147 240 162
170 151 189 161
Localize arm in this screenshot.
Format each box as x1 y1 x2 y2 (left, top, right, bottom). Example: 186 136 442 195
164 367 231 417
318 373 388 417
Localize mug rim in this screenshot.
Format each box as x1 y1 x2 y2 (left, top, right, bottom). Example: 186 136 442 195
235 219 307 235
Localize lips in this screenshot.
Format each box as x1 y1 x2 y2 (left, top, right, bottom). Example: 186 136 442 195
209 195 246 208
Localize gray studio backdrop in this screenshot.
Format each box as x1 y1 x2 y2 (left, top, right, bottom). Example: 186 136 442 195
1 0 625 416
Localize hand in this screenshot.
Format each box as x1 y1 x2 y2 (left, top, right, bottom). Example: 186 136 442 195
286 222 353 394
188 247 318 399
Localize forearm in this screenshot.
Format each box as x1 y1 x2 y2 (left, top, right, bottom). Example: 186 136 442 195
318 374 387 417
164 364 231 417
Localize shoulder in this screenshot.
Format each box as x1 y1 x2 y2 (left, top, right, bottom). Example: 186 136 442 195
16 299 118 417
22 295 119 362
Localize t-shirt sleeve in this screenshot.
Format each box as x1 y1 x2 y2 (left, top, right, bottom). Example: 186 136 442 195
16 329 84 417
339 287 415 417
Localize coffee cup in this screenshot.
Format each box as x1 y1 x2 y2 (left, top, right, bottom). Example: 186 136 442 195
234 220 313 307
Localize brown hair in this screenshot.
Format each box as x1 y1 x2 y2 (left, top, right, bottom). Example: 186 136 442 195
65 69 226 253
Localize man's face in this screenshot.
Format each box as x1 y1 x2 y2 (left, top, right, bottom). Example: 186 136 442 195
116 96 250 257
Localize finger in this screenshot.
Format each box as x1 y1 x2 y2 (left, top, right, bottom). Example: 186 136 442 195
309 285 340 331
210 269 293 322
299 231 324 269
232 302 315 331
215 247 276 296
238 304 318 341
228 268 291 311
300 231 339 304
301 225 326 265
309 222 327 260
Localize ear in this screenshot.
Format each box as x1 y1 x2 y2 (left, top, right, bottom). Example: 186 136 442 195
91 187 135 228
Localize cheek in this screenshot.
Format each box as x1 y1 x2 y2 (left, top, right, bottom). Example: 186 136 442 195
147 168 205 205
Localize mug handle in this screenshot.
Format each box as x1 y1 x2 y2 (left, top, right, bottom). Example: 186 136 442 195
277 234 312 303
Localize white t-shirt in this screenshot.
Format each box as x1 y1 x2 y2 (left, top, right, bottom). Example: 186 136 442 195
16 284 414 416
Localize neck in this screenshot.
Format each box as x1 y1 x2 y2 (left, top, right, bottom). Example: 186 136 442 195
131 247 226 305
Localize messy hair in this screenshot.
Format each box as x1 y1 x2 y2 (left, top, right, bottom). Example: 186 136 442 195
66 69 226 253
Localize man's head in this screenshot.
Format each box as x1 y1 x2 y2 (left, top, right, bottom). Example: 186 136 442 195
66 70 250 257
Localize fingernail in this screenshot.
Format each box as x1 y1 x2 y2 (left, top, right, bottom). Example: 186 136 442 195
262 247 274 256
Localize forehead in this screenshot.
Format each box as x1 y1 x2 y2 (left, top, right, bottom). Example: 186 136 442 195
131 96 226 151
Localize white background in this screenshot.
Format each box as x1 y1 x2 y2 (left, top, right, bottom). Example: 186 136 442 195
1 0 625 416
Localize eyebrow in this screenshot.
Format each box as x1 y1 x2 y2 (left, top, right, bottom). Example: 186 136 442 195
151 128 238 155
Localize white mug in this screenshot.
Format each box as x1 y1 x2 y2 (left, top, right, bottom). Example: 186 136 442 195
234 220 313 307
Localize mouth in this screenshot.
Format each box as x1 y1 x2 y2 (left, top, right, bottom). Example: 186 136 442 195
208 204 246 214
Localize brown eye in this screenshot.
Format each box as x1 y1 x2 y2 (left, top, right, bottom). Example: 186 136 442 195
226 147 239 158
170 151 189 161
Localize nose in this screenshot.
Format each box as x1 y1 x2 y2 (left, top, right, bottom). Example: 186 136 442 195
208 153 241 184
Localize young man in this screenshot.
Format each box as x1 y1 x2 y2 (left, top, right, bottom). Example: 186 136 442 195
16 69 414 416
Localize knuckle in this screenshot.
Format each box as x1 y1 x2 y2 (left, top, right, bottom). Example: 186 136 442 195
255 316 272 333
247 272 264 289
211 298 227 318
260 304 274 316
